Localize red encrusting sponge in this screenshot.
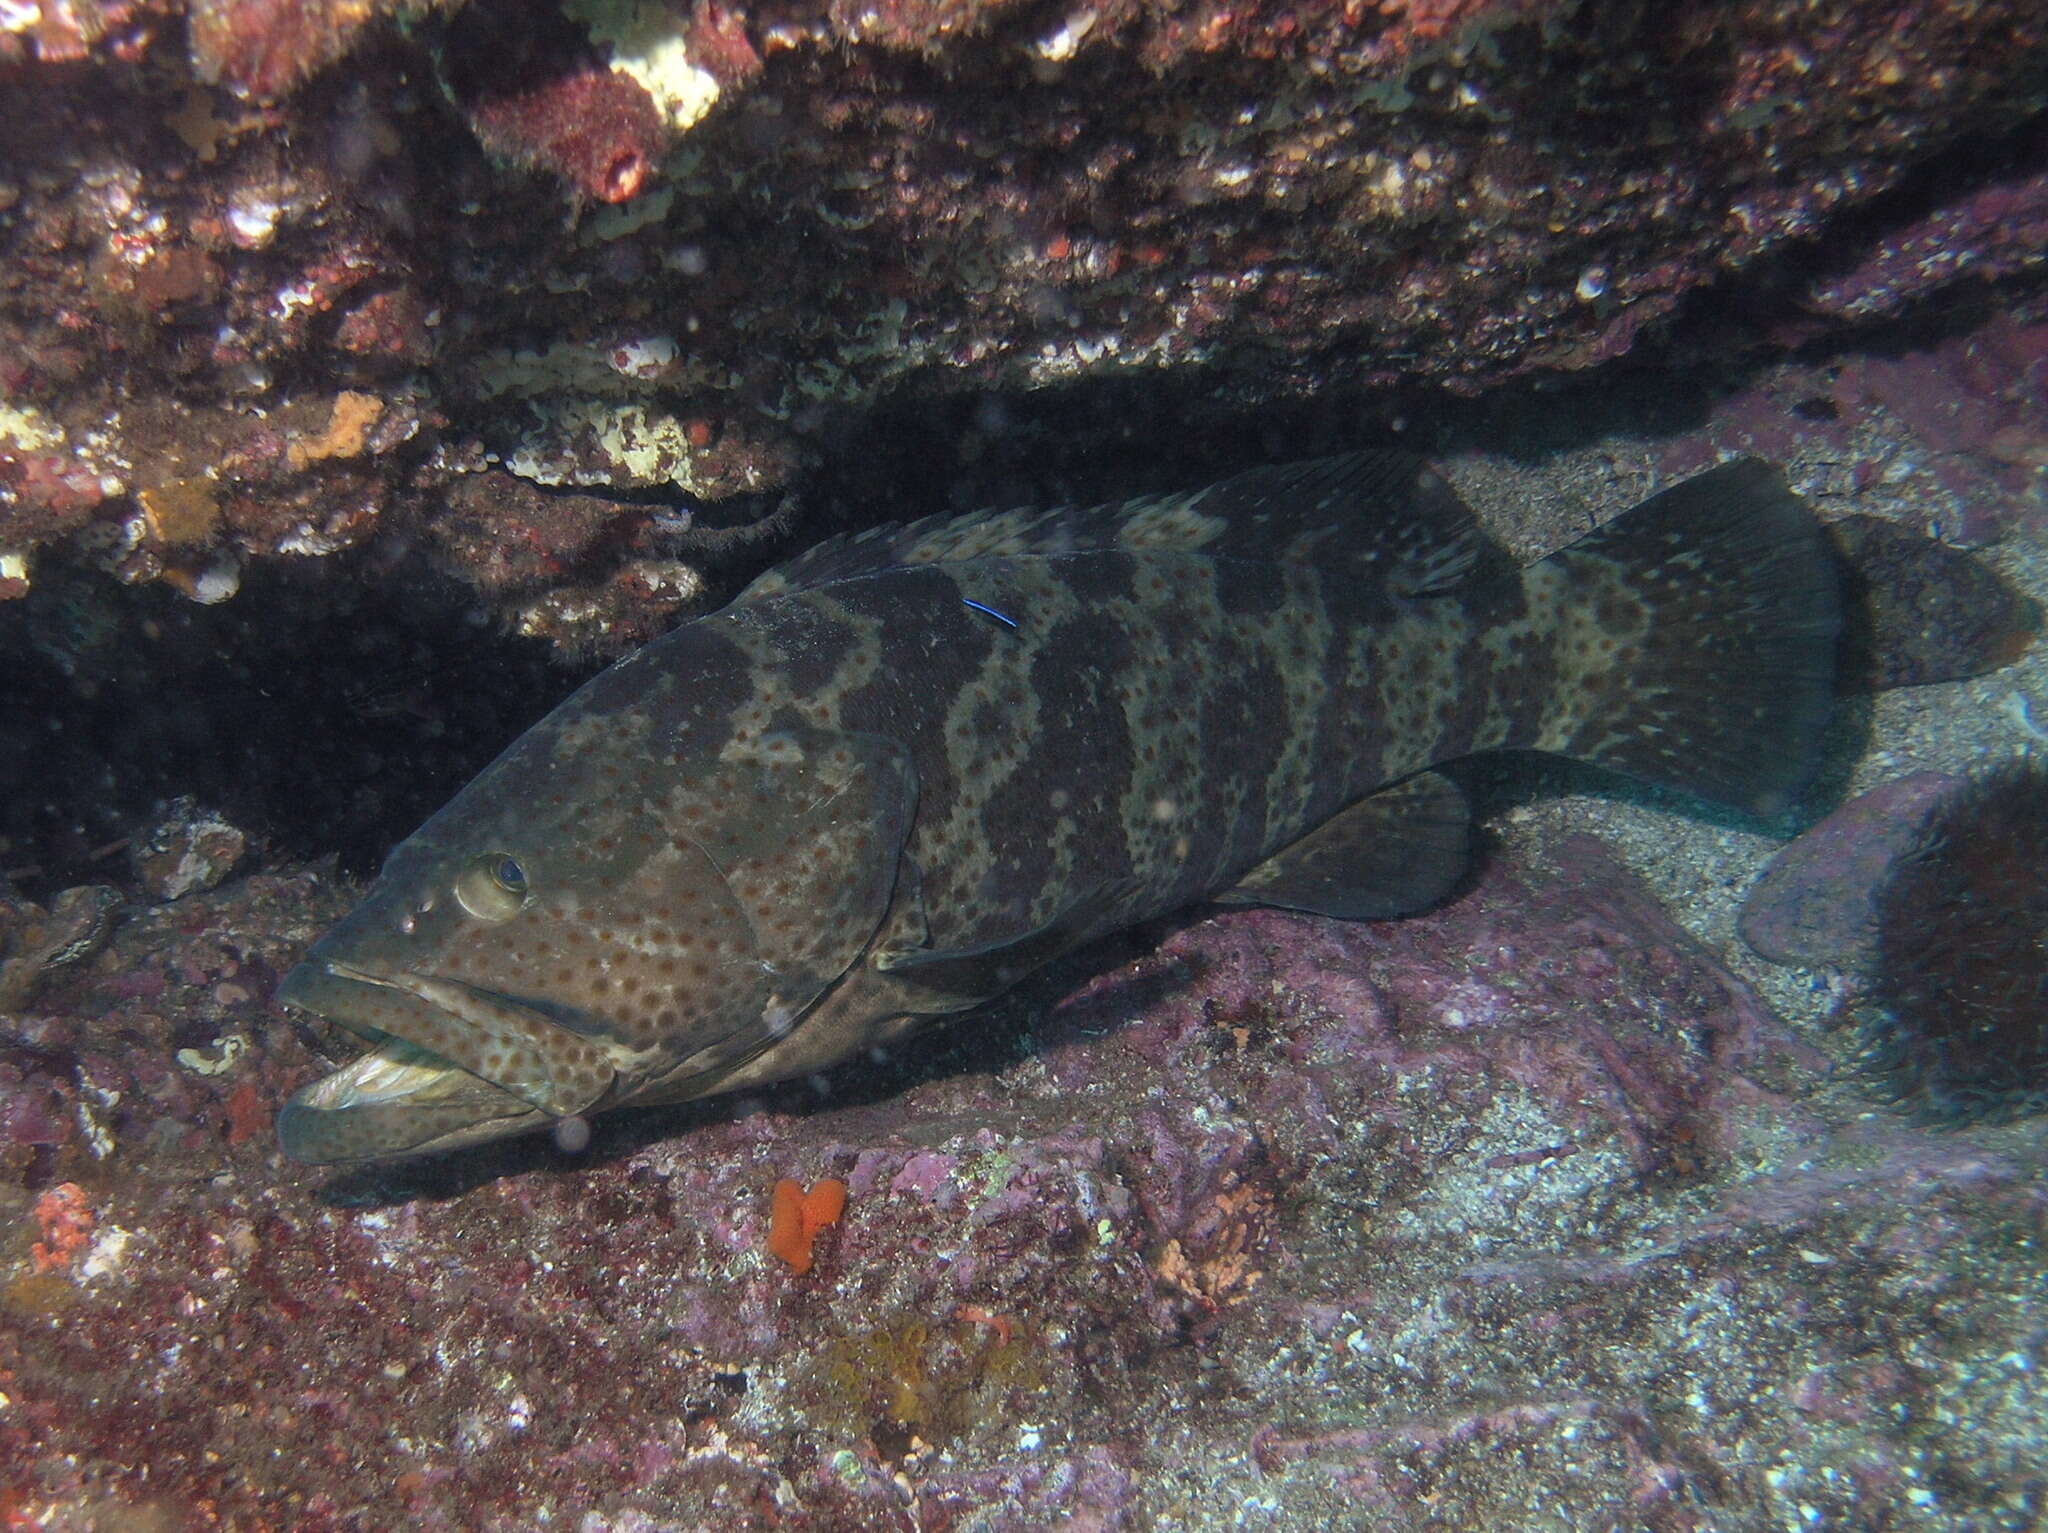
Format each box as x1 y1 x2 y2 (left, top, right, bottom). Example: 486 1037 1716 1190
767 1177 848 1274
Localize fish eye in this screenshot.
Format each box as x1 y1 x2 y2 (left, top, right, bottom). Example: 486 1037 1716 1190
455 851 531 921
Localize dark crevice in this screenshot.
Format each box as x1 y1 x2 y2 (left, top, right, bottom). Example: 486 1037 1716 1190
0 548 585 900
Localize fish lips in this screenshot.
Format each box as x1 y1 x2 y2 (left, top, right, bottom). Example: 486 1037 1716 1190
277 956 616 1163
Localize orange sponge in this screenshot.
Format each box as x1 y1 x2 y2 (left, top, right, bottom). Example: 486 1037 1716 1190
767 1177 848 1274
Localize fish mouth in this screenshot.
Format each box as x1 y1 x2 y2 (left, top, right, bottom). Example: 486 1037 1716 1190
277 1038 549 1163
277 957 617 1164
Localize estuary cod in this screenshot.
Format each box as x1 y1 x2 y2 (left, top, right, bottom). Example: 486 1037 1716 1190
278 454 1839 1162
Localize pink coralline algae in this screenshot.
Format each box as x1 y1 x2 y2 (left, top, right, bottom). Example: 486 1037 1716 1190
1662 306 2048 544
1808 164 2048 320
185 0 384 98
0 0 2044 656
4 831 2043 1527
1837 319 2048 478
331 285 438 371
680 0 763 90
465 65 670 205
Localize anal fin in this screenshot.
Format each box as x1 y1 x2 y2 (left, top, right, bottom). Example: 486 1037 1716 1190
1218 771 1471 919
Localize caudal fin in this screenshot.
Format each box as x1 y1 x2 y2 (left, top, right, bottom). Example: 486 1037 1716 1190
1529 460 1840 818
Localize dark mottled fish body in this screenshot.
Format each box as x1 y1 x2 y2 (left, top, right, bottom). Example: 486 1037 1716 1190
279 455 1838 1162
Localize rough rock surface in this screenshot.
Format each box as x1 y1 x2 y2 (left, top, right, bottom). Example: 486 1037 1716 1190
2 0 2045 645
3 7 2047 1527
1738 771 1958 969
2 833 2042 1530
1660 309 2048 549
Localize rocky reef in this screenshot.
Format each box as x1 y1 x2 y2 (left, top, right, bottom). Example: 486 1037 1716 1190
2 0 2045 650
4 1 2048 1527
5 829 2046 1530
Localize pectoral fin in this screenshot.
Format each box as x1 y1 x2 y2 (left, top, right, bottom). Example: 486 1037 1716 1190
874 877 1146 1006
1218 771 1471 919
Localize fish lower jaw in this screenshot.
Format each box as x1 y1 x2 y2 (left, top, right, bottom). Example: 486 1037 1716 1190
296 1035 464 1105
294 1036 489 1112
321 958 413 994
284 956 622 1118
278 1037 551 1163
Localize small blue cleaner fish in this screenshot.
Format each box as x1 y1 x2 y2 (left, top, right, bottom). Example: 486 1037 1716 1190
278 454 1838 1162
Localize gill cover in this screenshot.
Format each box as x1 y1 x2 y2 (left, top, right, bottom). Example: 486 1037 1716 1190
640 726 919 1089
277 725 916 1162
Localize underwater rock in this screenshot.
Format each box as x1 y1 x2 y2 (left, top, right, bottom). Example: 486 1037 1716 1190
130 796 250 902
0 882 120 1012
184 0 389 97
2 0 2045 647
1739 771 1959 969
1861 761 2048 1124
1660 309 2048 547
2 834 2042 1527
463 62 669 205
1807 161 2048 320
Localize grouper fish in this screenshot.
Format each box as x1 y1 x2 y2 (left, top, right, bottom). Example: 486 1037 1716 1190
277 453 1839 1162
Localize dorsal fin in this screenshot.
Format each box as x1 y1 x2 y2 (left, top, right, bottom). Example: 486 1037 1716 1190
736 452 1487 604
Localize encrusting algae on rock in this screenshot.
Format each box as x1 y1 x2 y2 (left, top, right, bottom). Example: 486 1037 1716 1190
28 1183 93 1273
